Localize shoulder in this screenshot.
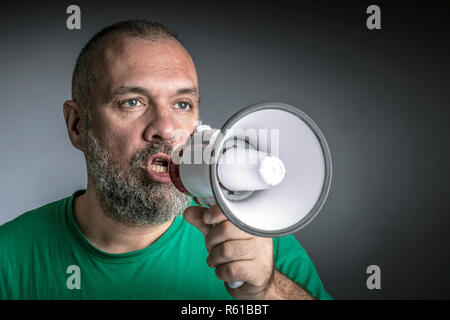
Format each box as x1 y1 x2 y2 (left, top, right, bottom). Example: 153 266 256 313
0 195 72 299
0 196 68 248
273 235 333 300
273 234 307 259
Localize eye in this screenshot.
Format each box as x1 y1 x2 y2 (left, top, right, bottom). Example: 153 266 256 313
175 101 192 111
122 98 142 108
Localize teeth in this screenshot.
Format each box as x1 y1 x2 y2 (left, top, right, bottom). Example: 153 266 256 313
151 165 167 173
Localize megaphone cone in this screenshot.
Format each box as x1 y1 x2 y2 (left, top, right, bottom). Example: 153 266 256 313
169 102 332 289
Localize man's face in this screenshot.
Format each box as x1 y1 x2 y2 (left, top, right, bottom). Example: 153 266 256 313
83 35 199 227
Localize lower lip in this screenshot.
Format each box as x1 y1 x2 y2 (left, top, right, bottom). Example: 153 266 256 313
146 154 171 183
146 167 171 183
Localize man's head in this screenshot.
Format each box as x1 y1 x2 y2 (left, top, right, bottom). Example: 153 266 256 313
64 20 199 227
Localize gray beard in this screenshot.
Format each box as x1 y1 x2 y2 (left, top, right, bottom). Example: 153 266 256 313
83 126 190 228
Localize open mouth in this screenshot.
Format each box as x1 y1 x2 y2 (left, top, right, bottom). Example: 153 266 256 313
150 157 169 173
146 153 171 183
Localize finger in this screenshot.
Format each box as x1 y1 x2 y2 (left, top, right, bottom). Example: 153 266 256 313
202 205 228 225
205 220 253 253
207 239 256 268
214 260 256 283
183 206 210 237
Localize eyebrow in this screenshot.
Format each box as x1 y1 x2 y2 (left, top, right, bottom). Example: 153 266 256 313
173 87 201 102
109 85 201 103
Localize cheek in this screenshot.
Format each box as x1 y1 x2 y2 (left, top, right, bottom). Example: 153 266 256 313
182 117 196 134
174 116 197 145
98 122 140 164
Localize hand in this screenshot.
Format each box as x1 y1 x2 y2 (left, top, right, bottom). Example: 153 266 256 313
184 205 274 299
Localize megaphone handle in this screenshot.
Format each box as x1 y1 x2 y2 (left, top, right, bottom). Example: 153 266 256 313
227 280 245 289
210 221 245 289
197 198 246 289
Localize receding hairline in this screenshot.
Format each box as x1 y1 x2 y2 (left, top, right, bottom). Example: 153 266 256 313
95 29 180 52
72 21 183 113
90 30 187 71
89 33 195 115
89 32 197 103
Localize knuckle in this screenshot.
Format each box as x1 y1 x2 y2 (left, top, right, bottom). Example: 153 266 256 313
207 207 219 222
221 242 234 260
212 205 223 215
228 263 241 279
241 265 252 280
220 220 233 233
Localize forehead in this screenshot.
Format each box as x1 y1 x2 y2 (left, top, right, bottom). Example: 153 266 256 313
93 34 198 97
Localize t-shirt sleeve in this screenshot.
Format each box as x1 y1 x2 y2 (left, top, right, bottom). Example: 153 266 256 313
273 235 332 300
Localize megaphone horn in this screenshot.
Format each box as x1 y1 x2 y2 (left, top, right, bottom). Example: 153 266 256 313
168 102 332 289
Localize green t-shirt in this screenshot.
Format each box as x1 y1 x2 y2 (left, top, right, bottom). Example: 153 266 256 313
0 190 331 300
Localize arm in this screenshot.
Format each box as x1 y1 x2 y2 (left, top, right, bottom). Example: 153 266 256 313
263 269 315 300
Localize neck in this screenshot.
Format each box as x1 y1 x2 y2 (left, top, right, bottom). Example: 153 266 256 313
73 181 173 254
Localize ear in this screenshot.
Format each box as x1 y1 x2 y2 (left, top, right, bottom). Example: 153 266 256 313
63 100 86 152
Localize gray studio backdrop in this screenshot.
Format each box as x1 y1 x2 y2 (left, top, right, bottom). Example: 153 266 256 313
1 1 449 299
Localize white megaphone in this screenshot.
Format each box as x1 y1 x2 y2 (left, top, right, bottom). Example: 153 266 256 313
168 102 332 289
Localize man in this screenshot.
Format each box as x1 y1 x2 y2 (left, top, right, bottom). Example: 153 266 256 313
0 20 331 300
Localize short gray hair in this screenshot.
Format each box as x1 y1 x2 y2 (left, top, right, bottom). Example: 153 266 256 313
71 20 180 121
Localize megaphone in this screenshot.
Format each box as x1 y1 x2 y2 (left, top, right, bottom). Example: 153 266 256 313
168 102 332 288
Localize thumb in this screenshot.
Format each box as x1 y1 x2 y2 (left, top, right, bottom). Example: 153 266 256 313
183 206 210 237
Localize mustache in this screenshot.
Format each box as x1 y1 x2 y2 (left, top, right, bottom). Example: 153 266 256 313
131 140 174 167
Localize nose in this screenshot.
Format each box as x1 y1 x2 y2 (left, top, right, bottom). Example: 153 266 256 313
143 105 179 143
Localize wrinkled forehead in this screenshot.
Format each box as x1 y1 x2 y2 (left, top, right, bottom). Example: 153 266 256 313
91 33 198 102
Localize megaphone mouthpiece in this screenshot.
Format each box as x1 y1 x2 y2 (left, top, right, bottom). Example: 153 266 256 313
218 148 286 192
258 156 286 187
